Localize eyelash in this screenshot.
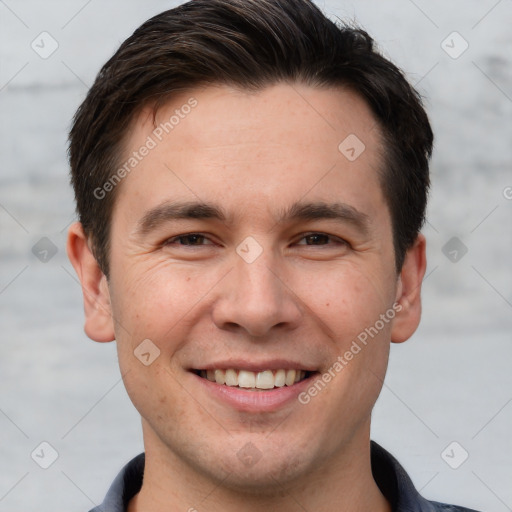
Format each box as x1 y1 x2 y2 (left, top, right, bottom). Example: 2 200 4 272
295 233 348 247
163 232 348 248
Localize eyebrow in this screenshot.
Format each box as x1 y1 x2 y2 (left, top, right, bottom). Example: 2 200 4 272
135 201 226 236
134 199 370 237
278 201 370 234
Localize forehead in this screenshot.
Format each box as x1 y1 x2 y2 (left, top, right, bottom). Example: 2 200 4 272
113 83 387 226
139 83 382 153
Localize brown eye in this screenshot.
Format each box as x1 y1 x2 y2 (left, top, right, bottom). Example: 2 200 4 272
165 234 211 246
303 233 330 245
296 233 346 246
180 234 205 245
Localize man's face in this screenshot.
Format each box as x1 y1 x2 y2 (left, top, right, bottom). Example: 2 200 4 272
79 83 419 489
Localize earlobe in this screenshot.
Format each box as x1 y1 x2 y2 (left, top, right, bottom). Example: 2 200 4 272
390 234 427 344
66 222 115 343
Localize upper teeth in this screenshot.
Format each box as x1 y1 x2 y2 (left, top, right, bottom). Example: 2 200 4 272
200 369 306 389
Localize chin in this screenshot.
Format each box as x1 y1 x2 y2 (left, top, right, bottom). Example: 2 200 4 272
204 443 313 494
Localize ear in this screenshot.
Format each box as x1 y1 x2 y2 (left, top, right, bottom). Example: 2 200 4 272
391 234 427 344
66 222 115 343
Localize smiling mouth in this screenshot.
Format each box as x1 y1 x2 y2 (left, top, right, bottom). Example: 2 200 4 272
193 369 314 391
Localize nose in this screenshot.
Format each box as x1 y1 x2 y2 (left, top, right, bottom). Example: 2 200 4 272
211 251 303 338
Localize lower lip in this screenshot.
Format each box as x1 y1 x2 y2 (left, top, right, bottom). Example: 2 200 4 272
192 372 317 412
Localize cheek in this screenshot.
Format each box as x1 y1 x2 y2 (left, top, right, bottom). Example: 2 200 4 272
294 262 396 344
109 260 219 342
120 360 187 440
315 266 394 408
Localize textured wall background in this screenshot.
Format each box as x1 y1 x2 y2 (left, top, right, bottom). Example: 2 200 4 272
0 1 511 510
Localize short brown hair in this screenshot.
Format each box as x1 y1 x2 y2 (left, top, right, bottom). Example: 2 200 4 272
69 0 433 276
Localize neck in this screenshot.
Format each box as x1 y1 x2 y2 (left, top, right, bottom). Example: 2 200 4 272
128 426 391 512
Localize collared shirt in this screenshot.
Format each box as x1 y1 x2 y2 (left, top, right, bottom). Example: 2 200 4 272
88 441 481 512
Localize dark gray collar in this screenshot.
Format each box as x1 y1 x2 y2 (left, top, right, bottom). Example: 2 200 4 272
89 442 480 512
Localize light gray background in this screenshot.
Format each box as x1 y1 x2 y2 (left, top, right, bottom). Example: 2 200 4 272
1 1 511 511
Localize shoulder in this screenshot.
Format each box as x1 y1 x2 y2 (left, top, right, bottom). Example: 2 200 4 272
429 502 482 512
370 441 483 512
87 453 145 512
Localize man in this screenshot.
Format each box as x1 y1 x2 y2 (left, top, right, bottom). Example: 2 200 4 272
66 0 481 510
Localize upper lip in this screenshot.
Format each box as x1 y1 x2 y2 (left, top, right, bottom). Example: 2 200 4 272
190 359 318 373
